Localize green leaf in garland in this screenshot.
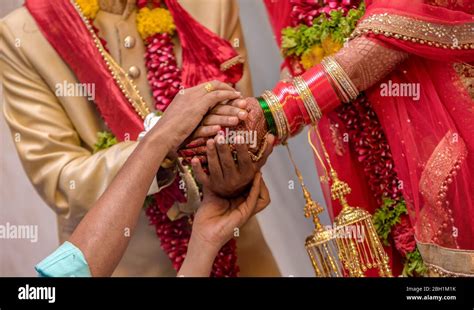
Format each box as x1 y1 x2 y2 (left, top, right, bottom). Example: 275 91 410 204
281 27 298 51
402 248 427 277
282 24 323 57
143 195 156 209
93 131 118 153
281 2 366 59
372 197 408 246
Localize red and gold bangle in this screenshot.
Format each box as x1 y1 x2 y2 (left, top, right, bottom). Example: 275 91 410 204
331 57 359 101
293 75 322 124
300 64 340 115
320 60 350 103
262 90 289 141
259 63 344 142
273 80 307 137
321 56 359 102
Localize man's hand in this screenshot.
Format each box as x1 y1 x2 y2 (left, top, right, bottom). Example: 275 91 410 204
146 80 242 152
177 172 270 277
190 98 249 140
191 132 275 197
194 172 270 253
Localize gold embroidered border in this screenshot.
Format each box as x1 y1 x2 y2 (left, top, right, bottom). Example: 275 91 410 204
418 130 467 245
419 131 467 207
417 240 474 277
220 55 245 71
453 62 474 100
351 13 474 50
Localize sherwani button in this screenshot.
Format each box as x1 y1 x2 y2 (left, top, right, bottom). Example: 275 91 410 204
128 66 140 79
124 36 136 49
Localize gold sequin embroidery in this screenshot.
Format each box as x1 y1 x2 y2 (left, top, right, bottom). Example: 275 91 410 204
419 131 467 246
453 62 474 100
351 13 474 50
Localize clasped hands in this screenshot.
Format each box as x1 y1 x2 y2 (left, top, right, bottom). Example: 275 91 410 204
150 79 270 199
179 94 269 165
139 80 276 273
178 83 271 198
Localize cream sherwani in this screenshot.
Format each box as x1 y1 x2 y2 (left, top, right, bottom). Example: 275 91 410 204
1 0 280 276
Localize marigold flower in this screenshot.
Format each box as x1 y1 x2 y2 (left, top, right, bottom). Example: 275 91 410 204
137 7 176 40
322 36 343 55
301 44 325 69
76 0 100 19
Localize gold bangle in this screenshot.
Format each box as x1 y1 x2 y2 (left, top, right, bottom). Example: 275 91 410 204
326 57 358 101
262 90 289 141
321 57 359 103
328 56 359 100
320 59 350 103
262 91 284 139
293 76 322 123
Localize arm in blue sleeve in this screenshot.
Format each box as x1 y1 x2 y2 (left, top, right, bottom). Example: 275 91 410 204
35 241 92 277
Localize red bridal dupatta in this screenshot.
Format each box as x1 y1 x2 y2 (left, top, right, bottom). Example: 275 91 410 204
265 0 474 276
361 0 474 276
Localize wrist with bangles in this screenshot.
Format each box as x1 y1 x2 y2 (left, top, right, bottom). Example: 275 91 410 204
179 56 358 164
257 56 359 142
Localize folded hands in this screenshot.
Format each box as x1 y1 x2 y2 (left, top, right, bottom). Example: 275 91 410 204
179 95 271 198
145 80 272 199
179 97 269 164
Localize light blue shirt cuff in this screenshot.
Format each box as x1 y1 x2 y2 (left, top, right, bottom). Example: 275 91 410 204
35 241 91 277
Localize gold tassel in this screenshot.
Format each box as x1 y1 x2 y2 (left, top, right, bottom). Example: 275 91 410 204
309 127 392 277
284 143 342 277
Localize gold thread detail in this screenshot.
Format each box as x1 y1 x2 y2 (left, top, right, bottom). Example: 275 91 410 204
351 13 474 50
262 90 289 141
220 55 245 71
293 76 322 123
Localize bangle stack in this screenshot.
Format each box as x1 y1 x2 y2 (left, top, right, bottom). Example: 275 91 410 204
258 58 357 142
259 73 325 142
293 76 322 124
321 56 359 103
262 90 290 142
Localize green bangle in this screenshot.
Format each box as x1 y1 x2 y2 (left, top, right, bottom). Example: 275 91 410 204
258 97 277 135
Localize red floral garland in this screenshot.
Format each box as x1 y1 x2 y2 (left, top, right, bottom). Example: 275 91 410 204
144 33 181 111
290 0 361 26
91 3 239 276
337 96 402 205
